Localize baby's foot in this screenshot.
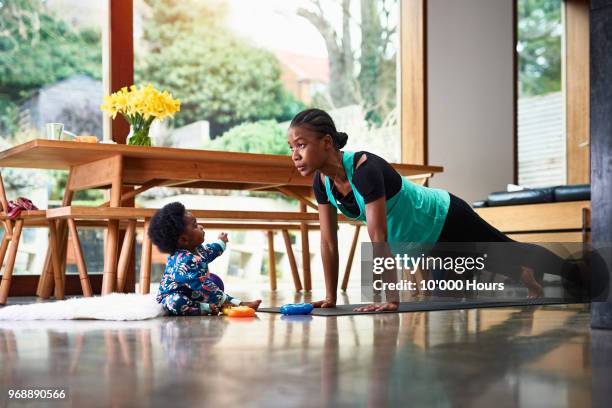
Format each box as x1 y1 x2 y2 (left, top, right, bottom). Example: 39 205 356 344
520 267 544 299
240 300 262 310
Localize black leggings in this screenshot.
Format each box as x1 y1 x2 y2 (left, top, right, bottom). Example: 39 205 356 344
436 193 580 286
438 193 513 243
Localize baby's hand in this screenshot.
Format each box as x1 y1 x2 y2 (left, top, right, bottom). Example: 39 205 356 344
218 232 229 243
209 304 220 315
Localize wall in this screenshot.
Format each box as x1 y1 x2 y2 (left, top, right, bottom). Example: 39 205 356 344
427 0 514 203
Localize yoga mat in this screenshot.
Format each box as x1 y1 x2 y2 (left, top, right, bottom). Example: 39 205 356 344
259 298 585 316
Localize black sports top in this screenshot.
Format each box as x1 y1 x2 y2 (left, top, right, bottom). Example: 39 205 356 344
312 151 403 215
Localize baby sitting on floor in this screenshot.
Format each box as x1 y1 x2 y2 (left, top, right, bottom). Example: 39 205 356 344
148 202 261 316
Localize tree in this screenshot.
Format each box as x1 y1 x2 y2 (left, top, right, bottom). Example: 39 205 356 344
297 0 398 126
517 0 562 96
205 120 295 203
0 0 101 137
137 0 303 137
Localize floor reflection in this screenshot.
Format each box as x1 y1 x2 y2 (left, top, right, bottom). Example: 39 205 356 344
0 302 601 407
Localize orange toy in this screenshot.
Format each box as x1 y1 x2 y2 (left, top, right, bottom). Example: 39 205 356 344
224 306 256 318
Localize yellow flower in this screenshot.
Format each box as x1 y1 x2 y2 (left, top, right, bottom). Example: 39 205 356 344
100 84 181 124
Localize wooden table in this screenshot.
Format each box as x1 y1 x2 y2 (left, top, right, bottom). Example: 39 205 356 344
0 139 443 295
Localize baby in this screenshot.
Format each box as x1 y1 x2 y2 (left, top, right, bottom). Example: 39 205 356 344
148 202 261 316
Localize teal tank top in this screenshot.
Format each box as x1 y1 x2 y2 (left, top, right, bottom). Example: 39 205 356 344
323 151 451 243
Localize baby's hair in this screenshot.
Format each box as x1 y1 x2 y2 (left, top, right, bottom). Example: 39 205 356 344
148 202 187 254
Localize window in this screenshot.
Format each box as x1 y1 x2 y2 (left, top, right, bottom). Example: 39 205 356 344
516 0 564 187
0 0 104 274
134 0 400 160
131 0 401 283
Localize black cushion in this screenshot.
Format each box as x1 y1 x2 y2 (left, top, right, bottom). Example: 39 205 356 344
554 184 590 202
487 188 554 207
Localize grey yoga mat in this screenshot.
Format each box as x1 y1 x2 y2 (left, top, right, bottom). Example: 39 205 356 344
258 298 584 316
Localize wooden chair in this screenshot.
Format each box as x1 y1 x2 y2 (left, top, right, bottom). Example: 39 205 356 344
0 172 60 305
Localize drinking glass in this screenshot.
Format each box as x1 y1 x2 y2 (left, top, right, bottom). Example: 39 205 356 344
45 123 64 140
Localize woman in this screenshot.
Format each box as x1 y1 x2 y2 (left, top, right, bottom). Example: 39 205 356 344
287 108 550 312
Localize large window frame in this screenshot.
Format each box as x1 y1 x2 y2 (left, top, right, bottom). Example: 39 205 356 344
105 0 428 164
12 0 425 295
13 1 588 294
104 0 589 180
513 0 590 186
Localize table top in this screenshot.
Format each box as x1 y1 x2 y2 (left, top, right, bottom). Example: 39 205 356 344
0 139 443 173
0 139 443 195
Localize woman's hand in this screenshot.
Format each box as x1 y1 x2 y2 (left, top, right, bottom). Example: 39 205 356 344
312 298 337 308
353 302 399 312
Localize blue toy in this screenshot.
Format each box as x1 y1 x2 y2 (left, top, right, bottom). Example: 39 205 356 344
280 303 314 315
209 273 224 292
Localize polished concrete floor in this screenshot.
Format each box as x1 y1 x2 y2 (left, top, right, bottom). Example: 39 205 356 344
1 288 611 408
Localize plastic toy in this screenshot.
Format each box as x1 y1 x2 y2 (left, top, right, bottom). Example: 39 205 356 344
224 306 256 318
208 273 224 292
279 303 314 315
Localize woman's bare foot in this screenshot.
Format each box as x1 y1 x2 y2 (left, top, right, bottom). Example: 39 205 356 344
312 299 336 308
520 267 544 299
240 300 262 310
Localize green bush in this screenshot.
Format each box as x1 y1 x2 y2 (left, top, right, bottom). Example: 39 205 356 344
208 120 290 156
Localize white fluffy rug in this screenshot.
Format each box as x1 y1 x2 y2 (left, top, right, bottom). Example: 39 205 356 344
0 293 165 321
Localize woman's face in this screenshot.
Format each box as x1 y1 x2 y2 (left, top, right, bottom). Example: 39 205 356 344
287 126 333 176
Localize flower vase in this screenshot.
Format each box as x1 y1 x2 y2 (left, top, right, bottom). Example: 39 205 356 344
127 124 152 146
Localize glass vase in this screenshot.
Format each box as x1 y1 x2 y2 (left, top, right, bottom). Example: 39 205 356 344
127 124 152 146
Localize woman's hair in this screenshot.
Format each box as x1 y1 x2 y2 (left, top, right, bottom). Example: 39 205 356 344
289 108 348 149
148 202 187 254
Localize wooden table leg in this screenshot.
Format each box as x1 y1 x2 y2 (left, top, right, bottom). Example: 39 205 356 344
116 220 136 292
39 221 69 299
299 203 311 291
282 229 302 292
38 170 74 298
0 219 23 305
267 231 277 291
48 219 64 300
102 156 123 295
103 221 119 295
341 225 361 292
37 224 54 298
139 218 152 295
67 219 93 297
119 186 137 293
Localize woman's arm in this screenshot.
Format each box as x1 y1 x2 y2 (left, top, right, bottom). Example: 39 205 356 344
353 196 399 312
365 196 388 242
313 202 340 308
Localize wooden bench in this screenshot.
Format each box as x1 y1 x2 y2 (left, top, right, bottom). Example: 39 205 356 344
474 200 591 243
44 206 361 297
